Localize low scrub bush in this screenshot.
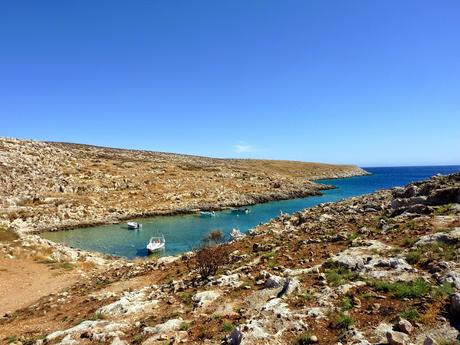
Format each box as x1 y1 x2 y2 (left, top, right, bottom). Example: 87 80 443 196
178 291 193 306
332 313 354 329
400 307 420 321
405 241 459 265
222 321 234 332
340 296 354 311
191 243 231 279
294 332 314 345
324 261 358 287
368 278 429 299
432 282 455 299
434 204 451 215
203 229 225 245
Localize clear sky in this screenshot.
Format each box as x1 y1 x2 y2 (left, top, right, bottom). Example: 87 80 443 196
1 1 459 167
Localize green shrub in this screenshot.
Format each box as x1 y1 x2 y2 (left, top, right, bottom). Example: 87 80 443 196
404 220 417 230
180 322 190 331
340 296 354 311
294 331 314 344
368 278 429 299
90 312 104 321
6 336 17 344
406 242 458 264
347 231 360 241
332 313 354 329
405 249 423 264
434 204 451 215
400 308 420 321
299 292 314 301
132 333 144 344
402 237 417 247
178 292 193 306
222 321 234 332
325 266 358 287
432 282 455 299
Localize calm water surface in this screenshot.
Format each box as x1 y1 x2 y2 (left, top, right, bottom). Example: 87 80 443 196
43 166 460 258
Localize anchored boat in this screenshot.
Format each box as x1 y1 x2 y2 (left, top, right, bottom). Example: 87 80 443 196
147 234 165 253
200 211 216 217
127 221 142 229
231 208 250 215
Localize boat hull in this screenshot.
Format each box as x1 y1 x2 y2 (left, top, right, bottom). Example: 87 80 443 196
147 243 165 253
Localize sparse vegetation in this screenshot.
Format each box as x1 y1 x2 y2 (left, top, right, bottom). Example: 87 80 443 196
294 331 314 345
433 204 451 215
432 282 455 299
404 220 418 230
367 278 430 299
332 313 355 329
50 262 75 271
324 261 358 287
405 241 459 265
402 236 417 247
347 231 360 241
6 336 17 344
180 322 190 331
299 291 314 301
400 307 420 321
340 296 354 311
222 321 234 332
178 291 193 306
131 333 144 344
90 312 104 321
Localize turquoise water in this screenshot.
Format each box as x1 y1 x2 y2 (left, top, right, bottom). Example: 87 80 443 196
42 166 460 259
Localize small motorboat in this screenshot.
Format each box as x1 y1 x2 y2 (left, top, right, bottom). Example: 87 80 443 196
147 234 165 253
231 208 250 215
200 211 216 217
127 222 142 229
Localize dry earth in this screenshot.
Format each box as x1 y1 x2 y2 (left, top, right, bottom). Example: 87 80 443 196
0 138 367 234
0 256 78 317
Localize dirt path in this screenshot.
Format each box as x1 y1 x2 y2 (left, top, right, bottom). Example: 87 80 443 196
0 255 78 317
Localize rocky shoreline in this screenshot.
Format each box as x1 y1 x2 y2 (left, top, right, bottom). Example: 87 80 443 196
1 172 459 344
0 137 367 234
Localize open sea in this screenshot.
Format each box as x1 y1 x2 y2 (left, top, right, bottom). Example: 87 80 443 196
42 165 460 259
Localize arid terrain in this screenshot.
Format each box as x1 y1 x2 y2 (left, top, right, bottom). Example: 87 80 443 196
0 138 367 234
1 171 459 344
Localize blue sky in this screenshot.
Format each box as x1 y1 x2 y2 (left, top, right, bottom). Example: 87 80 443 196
1 1 459 166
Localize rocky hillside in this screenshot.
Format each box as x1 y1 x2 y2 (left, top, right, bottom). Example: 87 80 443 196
1 173 459 344
0 138 367 233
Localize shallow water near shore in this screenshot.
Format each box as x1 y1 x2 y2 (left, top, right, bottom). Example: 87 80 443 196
43 166 460 259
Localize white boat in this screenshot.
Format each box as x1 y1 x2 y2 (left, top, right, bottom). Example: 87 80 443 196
200 211 216 217
147 234 165 253
231 208 249 215
127 221 142 229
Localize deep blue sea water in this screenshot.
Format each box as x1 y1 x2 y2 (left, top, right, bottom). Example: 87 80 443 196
42 166 460 259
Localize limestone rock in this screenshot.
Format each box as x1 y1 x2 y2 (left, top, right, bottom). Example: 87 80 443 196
423 336 439 345
449 292 460 317
386 330 410 345
396 318 413 334
192 290 221 308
